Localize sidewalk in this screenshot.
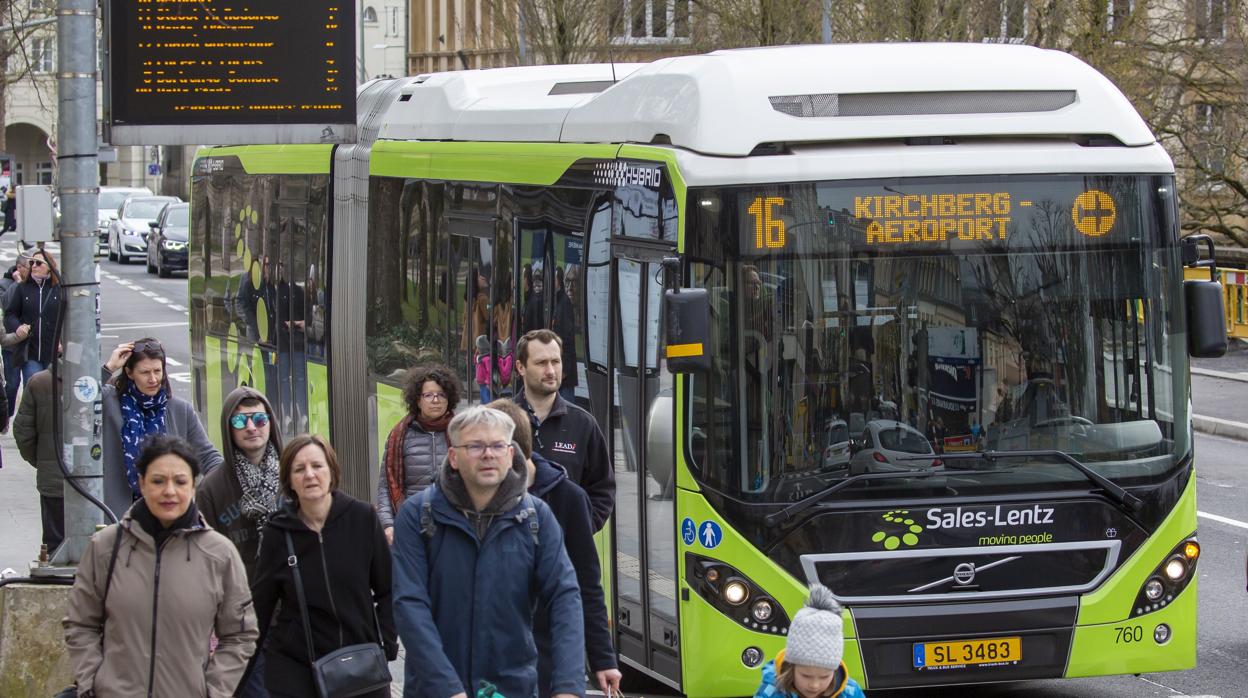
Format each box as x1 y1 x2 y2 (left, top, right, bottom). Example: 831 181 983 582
0 433 46 576
1191 338 1248 441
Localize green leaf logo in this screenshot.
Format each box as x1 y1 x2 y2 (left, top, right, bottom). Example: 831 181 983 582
871 509 924 550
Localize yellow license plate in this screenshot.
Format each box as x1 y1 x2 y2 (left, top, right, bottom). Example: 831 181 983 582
913 636 1021 670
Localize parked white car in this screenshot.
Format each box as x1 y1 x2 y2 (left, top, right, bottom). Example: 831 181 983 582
108 196 179 263
848 420 941 476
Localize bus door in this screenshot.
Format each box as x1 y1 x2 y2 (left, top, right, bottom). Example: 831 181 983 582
446 212 495 403
610 238 681 685
269 183 311 436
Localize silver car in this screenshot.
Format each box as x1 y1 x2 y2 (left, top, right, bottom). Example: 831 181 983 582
848 419 942 476
97 186 152 255
108 196 179 264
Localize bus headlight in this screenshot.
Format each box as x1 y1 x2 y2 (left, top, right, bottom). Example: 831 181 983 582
1133 536 1198 618
1162 557 1186 582
686 553 791 636
1144 578 1164 601
723 580 749 605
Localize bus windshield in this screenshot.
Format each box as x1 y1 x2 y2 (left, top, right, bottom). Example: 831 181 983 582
685 174 1190 504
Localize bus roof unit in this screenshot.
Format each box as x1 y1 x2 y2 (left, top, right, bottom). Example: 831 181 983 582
379 44 1155 157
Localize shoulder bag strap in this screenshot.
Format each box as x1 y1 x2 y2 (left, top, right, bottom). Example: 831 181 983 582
284 531 319 663
97 523 126 635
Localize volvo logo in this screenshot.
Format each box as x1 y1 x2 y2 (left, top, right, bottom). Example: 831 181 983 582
953 562 977 585
908 555 1022 594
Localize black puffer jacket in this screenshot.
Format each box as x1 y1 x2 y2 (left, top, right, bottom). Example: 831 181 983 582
5 278 60 365
375 420 449 529
247 492 398 697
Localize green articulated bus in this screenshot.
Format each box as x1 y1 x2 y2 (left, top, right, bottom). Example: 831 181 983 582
189 43 1227 695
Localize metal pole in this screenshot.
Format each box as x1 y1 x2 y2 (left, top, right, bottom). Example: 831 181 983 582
517 1 527 65
49 0 104 567
822 0 832 43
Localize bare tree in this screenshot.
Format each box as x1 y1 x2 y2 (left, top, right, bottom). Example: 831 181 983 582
484 0 615 64
0 0 57 154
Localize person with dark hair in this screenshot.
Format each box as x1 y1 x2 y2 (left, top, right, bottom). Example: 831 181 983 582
514 329 614 530
2 187 15 234
64 434 258 697
376 363 462 545
15 366 64 552
6 247 61 385
550 265 578 402
101 338 223 516
198 386 285 697
487 399 621 698
0 255 29 413
247 434 398 697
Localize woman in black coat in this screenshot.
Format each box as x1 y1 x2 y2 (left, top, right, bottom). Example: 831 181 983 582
247 434 398 698
6 248 61 385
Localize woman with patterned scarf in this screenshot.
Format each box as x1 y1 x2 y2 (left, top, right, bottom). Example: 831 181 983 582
101 338 223 518
375 363 462 545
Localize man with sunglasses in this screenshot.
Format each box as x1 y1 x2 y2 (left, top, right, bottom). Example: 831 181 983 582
197 386 284 698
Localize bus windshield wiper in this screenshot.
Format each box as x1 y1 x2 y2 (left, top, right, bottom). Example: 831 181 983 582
763 467 1014 528
935 449 1144 513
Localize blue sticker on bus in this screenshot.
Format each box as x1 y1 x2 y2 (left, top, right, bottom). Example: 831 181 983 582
698 520 722 549
681 518 696 546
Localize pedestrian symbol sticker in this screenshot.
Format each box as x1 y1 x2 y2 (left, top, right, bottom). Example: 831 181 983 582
681 518 696 546
699 520 722 549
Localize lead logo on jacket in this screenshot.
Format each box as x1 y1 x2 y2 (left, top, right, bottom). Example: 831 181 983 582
551 441 577 454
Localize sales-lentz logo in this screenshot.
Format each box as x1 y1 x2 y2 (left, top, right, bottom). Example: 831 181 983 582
196 158 226 174
592 161 662 189
551 441 577 454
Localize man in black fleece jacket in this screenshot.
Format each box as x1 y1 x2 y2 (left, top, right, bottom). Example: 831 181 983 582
488 399 621 696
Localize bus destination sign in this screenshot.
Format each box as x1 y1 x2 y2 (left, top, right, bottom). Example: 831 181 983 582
108 0 357 145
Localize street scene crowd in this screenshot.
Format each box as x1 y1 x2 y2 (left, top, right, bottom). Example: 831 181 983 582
1 287 863 698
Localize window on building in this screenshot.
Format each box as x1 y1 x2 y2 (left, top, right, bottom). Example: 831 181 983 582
36 161 53 185
1193 102 1227 183
982 0 1026 43
32 37 54 72
1107 0 1134 33
1194 0 1227 40
386 6 399 36
362 5 378 23
610 0 693 43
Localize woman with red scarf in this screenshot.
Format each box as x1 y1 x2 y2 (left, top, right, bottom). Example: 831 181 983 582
375 363 461 545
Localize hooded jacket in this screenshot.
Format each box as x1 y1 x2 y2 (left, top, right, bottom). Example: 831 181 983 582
376 418 449 529
197 386 283 580
14 368 62 497
515 390 614 531
752 650 864 698
63 502 258 698
391 452 584 698
247 491 398 696
529 453 616 682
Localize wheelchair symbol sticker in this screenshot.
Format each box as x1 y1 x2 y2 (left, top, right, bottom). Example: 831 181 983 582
681 518 696 546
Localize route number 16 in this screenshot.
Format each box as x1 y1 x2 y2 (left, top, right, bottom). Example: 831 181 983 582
748 196 786 250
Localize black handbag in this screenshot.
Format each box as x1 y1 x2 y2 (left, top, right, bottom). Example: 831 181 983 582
285 531 391 698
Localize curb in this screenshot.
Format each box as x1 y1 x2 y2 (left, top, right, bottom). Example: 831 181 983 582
1191 366 1248 383
1193 413 1248 441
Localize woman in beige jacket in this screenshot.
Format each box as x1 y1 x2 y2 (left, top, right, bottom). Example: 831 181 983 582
64 434 258 697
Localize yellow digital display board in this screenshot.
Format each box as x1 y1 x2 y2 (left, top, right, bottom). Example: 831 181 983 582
739 179 1125 253
110 0 355 128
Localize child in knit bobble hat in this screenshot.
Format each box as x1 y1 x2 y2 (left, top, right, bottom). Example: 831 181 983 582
753 584 864 698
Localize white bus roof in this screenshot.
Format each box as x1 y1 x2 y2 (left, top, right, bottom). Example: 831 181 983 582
377 43 1157 157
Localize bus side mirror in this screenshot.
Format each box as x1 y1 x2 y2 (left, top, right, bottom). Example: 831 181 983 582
1182 234 1227 358
664 288 711 373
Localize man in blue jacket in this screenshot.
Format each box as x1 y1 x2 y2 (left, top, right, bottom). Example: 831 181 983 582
392 406 585 698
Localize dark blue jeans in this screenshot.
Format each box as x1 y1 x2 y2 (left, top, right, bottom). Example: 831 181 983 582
21 358 47 387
